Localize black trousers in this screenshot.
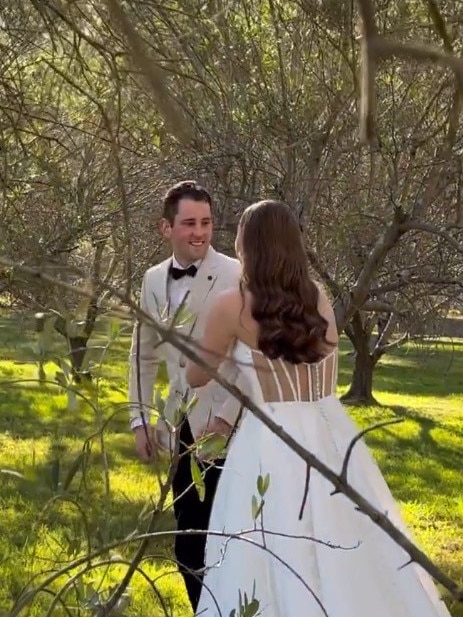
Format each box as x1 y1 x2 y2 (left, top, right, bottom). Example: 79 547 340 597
171 418 224 612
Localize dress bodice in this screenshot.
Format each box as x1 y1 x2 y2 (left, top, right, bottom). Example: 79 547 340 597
201 339 451 617
232 340 338 406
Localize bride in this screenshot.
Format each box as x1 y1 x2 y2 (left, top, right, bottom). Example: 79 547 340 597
186 200 451 617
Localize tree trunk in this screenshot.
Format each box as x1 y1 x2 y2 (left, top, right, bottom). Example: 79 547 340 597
341 346 378 405
68 336 91 383
54 316 93 383
341 312 379 405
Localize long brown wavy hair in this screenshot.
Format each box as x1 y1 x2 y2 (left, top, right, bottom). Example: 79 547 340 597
239 200 332 364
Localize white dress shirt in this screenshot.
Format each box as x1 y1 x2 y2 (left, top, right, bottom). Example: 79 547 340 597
168 256 202 312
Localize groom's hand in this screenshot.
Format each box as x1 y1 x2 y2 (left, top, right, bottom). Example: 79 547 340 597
134 425 156 463
205 417 233 438
199 417 233 437
195 418 231 462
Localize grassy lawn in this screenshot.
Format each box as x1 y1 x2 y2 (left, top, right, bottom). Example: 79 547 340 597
0 311 462 616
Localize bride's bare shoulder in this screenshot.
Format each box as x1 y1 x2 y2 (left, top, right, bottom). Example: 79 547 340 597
211 287 253 326
313 280 333 307
313 280 339 345
214 287 243 304
210 287 245 315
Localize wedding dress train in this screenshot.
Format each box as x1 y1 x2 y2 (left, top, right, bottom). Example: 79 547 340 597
196 341 451 617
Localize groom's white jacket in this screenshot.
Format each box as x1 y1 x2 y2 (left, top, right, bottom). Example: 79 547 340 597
128 247 242 441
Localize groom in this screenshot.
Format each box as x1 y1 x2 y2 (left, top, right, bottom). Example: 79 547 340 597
128 180 241 610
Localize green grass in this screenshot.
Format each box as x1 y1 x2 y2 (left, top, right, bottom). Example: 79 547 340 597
0 313 187 617
0 312 462 616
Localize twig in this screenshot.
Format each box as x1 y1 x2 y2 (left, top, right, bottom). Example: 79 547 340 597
2 255 463 603
401 219 463 255
356 0 378 144
355 0 463 144
337 418 404 487
104 0 194 145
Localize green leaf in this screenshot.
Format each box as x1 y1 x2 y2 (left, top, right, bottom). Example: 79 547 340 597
137 499 152 524
251 495 258 519
55 371 67 388
53 357 72 378
154 389 166 416
156 360 169 387
251 495 264 520
61 451 85 492
49 458 60 492
182 393 199 414
172 303 196 327
243 598 260 617
107 317 121 339
175 393 199 425
257 473 270 497
170 406 183 428
190 457 206 502
197 434 227 460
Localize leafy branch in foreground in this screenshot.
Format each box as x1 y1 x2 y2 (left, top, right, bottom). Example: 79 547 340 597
1 254 462 608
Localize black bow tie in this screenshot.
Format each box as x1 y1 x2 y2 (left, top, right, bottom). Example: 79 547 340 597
170 264 198 280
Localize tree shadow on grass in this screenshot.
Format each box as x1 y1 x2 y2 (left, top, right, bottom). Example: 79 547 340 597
0 466 181 617
0 382 103 439
0 370 136 442
359 405 463 505
337 337 463 399
0 311 131 365
0 452 189 617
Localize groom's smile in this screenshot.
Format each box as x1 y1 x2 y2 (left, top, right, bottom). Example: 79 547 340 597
161 198 213 265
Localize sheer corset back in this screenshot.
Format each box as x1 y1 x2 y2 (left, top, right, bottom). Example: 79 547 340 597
233 341 338 405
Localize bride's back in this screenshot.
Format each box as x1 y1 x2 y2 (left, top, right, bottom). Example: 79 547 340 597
234 288 337 360
232 289 339 404
235 340 338 404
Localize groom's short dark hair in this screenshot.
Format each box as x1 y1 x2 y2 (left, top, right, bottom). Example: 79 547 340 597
162 180 212 224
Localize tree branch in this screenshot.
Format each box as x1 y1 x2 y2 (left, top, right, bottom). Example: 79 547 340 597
104 0 195 146
356 0 463 144
401 220 463 255
342 207 409 327
362 300 402 314
1 254 462 603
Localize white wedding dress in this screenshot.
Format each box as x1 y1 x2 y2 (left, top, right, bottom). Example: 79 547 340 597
196 341 451 617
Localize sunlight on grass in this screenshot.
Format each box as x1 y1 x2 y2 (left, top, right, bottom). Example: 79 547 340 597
0 314 462 616
0 313 186 616
338 340 463 615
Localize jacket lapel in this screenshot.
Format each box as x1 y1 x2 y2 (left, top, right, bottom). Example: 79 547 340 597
175 248 219 367
147 258 170 318
186 247 219 323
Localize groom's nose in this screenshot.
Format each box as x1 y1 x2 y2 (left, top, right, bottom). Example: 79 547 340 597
191 224 205 237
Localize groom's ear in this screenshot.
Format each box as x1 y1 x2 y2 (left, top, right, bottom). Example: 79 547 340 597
159 218 172 239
